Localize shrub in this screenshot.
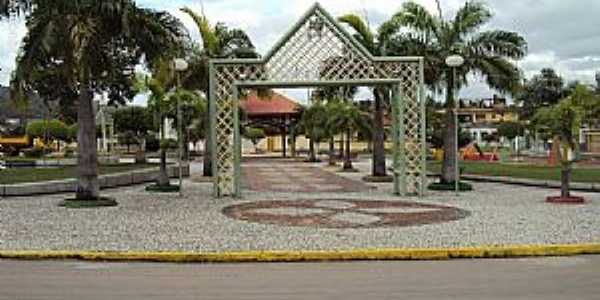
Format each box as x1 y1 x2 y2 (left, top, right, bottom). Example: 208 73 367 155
145 135 160 152
160 138 178 150
23 147 48 158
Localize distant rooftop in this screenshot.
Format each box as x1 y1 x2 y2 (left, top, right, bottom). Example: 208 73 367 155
240 91 301 117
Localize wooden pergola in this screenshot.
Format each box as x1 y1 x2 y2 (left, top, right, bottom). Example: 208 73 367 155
239 91 302 158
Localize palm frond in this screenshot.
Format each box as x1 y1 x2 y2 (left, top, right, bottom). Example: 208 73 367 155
451 1 492 39
393 1 440 40
472 56 522 95
180 6 218 55
465 30 527 59
338 14 375 53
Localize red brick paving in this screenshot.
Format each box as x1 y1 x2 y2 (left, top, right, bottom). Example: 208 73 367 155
241 158 372 193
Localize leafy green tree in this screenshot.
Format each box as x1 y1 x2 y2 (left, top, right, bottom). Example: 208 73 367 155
532 84 600 198
26 119 68 143
67 124 78 143
497 121 525 141
117 130 137 153
179 7 257 177
11 0 186 200
300 103 329 162
392 1 527 185
243 127 266 153
114 106 156 152
517 68 565 119
25 121 45 140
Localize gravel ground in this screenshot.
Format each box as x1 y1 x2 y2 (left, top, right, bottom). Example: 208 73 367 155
0 160 599 252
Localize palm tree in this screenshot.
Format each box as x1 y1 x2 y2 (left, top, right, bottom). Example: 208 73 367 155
12 0 185 201
338 14 402 178
144 60 175 187
392 1 527 185
327 100 371 170
179 7 256 177
300 103 329 162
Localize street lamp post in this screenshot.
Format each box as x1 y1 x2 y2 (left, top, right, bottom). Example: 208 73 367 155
445 55 465 195
174 58 189 197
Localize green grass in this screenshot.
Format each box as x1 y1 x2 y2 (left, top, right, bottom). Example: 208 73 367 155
427 161 600 184
0 164 156 185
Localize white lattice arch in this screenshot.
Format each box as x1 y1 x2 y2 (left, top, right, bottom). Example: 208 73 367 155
209 3 426 198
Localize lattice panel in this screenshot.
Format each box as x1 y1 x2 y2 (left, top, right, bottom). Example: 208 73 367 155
213 64 266 196
383 62 424 195
210 4 425 197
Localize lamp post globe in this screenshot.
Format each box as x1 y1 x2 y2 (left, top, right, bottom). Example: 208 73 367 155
174 58 188 72
445 55 465 68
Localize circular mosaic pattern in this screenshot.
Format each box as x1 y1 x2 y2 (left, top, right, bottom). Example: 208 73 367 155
222 199 470 229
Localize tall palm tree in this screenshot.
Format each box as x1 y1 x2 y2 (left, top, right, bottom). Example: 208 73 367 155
338 14 402 178
144 59 175 187
179 7 256 177
300 102 329 162
12 0 185 200
312 86 358 166
392 1 527 185
327 100 371 170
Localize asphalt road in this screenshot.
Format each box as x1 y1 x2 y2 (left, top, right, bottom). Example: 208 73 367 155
1 256 600 300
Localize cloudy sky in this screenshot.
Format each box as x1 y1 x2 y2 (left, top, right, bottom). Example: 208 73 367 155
1 0 599 103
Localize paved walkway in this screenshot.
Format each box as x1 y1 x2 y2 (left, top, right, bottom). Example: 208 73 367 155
0 159 599 252
2 257 600 299
242 158 371 193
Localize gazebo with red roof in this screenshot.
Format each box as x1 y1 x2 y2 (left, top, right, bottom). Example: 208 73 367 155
240 91 302 157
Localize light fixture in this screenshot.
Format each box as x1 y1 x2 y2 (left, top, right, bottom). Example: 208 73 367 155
445 55 465 68
174 58 189 72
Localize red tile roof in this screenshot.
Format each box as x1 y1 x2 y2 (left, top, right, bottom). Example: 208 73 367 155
240 91 301 117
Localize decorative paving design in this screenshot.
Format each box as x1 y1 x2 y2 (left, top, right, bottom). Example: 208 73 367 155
242 162 372 193
222 199 470 229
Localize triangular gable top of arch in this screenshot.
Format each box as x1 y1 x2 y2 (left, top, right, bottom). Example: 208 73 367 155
261 2 375 63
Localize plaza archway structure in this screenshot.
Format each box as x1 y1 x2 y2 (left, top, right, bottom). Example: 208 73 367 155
209 3 425 198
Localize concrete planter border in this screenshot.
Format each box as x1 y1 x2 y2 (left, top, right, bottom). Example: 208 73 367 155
0 165 189 198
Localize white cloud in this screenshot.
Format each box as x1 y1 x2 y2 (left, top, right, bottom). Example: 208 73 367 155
2 0 599 102
0 18 26 85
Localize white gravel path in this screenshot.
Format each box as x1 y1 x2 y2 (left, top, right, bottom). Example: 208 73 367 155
0 161 599 252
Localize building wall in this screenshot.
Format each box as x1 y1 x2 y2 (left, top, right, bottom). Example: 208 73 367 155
243 135 393 155
587 133 600 153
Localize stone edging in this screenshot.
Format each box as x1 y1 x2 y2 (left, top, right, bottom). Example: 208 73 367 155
0 243 598 263
0 165 190 197
460 174 599 193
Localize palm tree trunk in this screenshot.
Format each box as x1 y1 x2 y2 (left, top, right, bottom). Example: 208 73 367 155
561 144 571 198
157 115 170 186
372 88 387 177
291 129 296 158
328 136 336 166
76 83 100 200
309 138 317 162
339 135 344 159
441 71 458 184
203 103 212 177
344 129 353 169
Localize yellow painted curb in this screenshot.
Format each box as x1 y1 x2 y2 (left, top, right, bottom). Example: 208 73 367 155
1 244 600 263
